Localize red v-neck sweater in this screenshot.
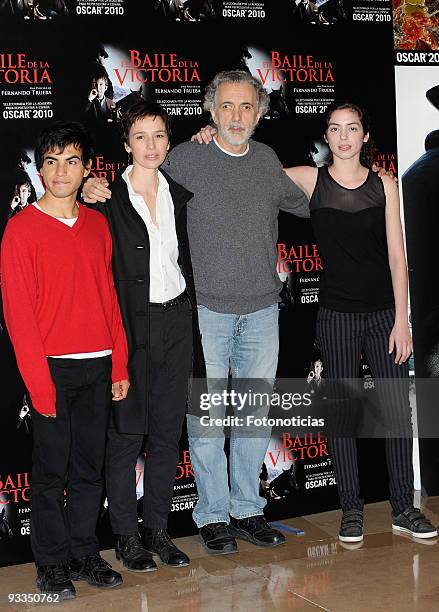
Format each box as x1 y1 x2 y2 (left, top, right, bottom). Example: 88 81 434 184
1 204 128 415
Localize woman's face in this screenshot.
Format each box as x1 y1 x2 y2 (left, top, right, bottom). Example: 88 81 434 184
325 108 369 162
125 115 169 170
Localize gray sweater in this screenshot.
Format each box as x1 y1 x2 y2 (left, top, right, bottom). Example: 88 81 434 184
167 139 309 314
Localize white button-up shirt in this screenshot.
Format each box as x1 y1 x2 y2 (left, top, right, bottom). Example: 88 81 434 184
122 167 186 303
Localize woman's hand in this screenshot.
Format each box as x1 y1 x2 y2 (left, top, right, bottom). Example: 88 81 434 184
388 321 413 364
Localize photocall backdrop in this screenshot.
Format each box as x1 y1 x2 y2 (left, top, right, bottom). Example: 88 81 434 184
0 0 434 567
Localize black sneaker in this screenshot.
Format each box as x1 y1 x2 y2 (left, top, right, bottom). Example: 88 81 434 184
69 553 123 588
229 515 286 547
199 522 238 555
392 507 438 539
36 564 76 600
115 533 158 572
144 527 190 567
339 509 364 543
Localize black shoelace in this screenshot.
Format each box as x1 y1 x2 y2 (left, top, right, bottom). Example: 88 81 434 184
124 534 144 552
210 523 231 536
155 529 174 548
47 564 70 583
85 553 112 572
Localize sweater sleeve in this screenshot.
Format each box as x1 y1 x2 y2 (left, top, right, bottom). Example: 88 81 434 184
0 225 56 415
166 143 191 188
275 157 310 218
105 230 129 383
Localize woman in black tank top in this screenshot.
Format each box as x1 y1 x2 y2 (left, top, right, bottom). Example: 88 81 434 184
285 102 437 543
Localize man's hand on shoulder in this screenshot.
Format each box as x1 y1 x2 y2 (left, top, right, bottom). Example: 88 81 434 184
191 125 217 144
82 177 112 204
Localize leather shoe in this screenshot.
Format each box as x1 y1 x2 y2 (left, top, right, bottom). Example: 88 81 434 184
36 564 76 600
144 527 190 567
229 515 286 547
69 553 122 588
199 522 238 555
115 533 158 572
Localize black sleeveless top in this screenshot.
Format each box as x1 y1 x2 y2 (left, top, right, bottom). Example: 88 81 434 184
310 166 395 312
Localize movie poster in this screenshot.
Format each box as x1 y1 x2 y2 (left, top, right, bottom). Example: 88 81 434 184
0 362 33 566
151 0 266 22
0 51 53 126
0 0 70 20
262 432 339 521
393 0 439 50
352 0 391 23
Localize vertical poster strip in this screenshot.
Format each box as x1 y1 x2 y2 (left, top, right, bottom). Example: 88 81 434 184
394 43 439 495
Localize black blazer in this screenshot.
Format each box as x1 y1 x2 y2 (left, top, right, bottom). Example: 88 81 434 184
91 169 206 434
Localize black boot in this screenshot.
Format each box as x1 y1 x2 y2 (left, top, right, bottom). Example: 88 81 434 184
144 527 190 567
115 533 158 572
36 564 76 600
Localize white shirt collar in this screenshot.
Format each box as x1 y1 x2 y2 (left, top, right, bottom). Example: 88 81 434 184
213 137 249 157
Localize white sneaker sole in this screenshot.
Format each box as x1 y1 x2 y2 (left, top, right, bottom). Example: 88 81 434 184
392 525 438 539
338 534 364 543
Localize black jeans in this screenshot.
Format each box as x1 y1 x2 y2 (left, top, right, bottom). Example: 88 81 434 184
30 356 111 566
105 299 192 533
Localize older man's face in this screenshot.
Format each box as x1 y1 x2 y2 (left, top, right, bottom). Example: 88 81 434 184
211 82 260 150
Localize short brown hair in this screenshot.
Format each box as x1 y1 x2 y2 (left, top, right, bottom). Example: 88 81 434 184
120 101 171 144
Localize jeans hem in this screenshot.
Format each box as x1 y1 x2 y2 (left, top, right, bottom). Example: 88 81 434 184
230 512 264 520
195 518 230 528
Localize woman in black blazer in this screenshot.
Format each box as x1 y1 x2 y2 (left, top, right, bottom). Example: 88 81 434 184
93 101 205 572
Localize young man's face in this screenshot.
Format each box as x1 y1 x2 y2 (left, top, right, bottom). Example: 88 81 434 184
96 78 107 100
18 184 31 206
39 144 91 199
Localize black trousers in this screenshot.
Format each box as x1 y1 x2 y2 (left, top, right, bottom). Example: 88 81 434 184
30 356 111 566
316 307 413 514
105 299 192 533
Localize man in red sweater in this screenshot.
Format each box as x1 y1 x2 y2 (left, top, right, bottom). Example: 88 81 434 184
1 122 129 600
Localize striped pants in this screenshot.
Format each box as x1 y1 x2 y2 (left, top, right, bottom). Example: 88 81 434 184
316 307 413 514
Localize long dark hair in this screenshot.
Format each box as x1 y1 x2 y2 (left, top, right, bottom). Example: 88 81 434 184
324 101 377 168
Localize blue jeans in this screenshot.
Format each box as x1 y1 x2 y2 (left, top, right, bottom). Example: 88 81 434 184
187 303 279 527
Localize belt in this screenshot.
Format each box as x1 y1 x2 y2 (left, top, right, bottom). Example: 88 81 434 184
149 291 188 311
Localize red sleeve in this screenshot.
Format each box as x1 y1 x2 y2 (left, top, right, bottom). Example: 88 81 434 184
0 224 56 415
105 229 129 383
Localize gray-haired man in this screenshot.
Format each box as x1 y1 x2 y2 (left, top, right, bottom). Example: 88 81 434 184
83 70 309 555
